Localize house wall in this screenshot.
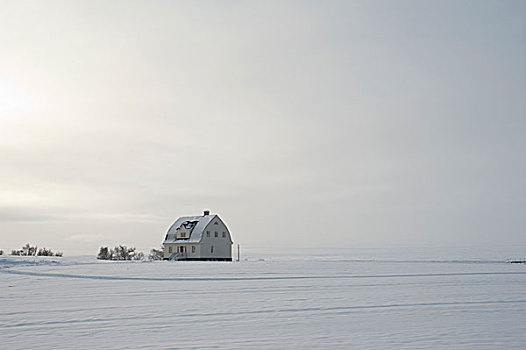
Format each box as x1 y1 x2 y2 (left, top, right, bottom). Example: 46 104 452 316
186 244 200 259
163 243 201 259
199 217 232 260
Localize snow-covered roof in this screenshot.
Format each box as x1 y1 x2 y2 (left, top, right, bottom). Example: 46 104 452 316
163 214 218 243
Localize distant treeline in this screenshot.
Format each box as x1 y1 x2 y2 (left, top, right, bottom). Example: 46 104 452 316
97 246 164 261
97 246 143 261
7 243 63 257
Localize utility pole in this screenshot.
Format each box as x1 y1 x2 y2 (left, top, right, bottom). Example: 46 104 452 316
237 244 240 262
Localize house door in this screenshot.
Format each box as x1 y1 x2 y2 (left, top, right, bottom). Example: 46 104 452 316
179 246 184 253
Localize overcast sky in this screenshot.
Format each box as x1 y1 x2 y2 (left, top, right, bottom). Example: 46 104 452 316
0 0 524 255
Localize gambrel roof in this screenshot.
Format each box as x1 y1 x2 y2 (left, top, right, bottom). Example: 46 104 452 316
163 214 219 244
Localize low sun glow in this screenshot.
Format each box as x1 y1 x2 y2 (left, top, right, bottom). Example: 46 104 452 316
0 78 30 120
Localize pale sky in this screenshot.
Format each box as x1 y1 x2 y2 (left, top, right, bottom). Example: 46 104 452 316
0 0 524 255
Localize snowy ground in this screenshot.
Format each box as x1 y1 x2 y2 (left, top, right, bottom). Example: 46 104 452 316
1 256 526 349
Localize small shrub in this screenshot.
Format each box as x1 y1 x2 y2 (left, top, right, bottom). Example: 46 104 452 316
149 247 164 261
37 247 53 256
133 251 144 261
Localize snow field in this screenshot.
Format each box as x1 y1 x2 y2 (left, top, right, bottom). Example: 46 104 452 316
1 257 526 349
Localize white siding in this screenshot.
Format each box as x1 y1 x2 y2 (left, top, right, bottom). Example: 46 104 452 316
200 217 232 259
164 243 200 259
187 244 200 258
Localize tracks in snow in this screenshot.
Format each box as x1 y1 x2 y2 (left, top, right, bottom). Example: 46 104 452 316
2 268 526 282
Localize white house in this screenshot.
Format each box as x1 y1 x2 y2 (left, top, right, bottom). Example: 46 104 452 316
163 210 233 261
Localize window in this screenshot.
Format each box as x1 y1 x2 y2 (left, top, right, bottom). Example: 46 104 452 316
169 246 172 253
211 246 214 253
222 232 226 238
192 246 196 253
206 231 210 237
181 232 185 238
214 221 219 225
215 231 218 238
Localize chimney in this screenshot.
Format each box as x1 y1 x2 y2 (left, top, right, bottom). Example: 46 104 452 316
203 210 210 216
